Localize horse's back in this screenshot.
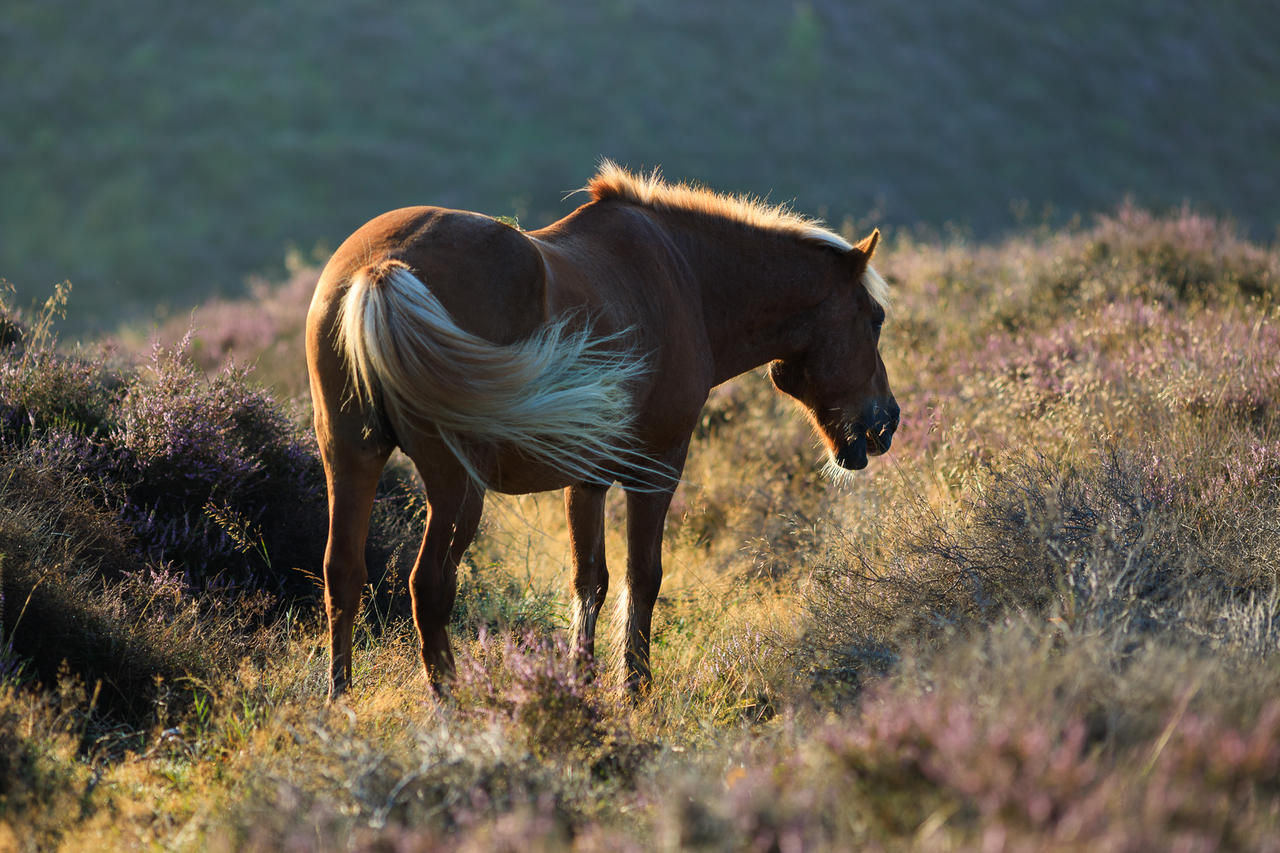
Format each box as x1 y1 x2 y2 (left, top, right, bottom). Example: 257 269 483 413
533 201 716 443
313 206 546 346
307 198 713 491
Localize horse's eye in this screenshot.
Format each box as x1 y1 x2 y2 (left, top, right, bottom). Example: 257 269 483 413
870 307 886 332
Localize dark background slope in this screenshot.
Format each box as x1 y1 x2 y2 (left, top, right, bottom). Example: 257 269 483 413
3 0 1278 328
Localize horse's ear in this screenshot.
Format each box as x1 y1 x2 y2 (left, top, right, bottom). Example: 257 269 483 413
854 228 880 261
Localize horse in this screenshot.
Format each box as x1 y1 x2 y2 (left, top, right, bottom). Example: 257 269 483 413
306 162 898 700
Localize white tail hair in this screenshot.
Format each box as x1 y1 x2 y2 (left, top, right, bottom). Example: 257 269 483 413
336 260 663 487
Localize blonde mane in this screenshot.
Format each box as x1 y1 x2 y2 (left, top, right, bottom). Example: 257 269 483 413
587 160 888 306
587 160 853 252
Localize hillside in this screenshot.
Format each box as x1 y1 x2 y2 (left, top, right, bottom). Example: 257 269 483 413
4 0 1280 329
3 210 1279 849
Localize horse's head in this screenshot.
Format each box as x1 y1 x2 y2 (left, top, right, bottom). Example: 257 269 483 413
769 229 899 472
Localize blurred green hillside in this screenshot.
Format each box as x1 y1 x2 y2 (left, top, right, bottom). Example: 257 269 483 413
3 0 1278 329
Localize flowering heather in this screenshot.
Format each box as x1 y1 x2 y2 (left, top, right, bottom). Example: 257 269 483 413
5 206 1280 850
1063 201 1279 304
0 348 119 440
113 341 327 591
662 675 1280 851
124 264 321 396
0 449 223 727
453 630 611 760
0 331 329 594
0 304 370 725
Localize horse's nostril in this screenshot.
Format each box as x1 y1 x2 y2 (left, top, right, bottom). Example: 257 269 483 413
881 401 900 436
861 399 898 456
864 399 899 435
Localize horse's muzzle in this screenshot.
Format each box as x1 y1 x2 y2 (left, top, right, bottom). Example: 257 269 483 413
835 398 899 471
866 397 900 456
836 432 870 470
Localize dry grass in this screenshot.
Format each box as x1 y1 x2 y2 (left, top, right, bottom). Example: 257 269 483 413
4 207 1280 849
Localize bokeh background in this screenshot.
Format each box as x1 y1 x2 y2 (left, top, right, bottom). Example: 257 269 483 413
3 0 1278 329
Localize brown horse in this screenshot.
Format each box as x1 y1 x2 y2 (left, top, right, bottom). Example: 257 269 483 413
306 162 897 699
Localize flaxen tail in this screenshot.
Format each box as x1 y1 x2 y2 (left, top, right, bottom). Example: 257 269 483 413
336 260 656 487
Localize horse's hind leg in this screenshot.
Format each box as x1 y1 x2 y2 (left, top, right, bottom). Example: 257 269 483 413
566 483 609 670
320 437 391 700
406 469 484 690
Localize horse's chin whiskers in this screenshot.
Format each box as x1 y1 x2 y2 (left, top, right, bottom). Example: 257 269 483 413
821 456 858 488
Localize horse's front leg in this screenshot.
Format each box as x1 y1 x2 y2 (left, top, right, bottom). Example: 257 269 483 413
408 481 484 691
566 483 609 671
619 476 682 692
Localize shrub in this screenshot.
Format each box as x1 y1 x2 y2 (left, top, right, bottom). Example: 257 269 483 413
137 265 320 397
0 447 259 729
0 308 330 596
658 673 1280 851
801 443 1280 705
1043 202 1280 306
453 630 610 761
112 342 327 593
210 675 641 852
0 349 120 440
0 301 341 728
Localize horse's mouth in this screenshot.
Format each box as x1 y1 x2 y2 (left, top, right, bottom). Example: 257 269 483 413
866 424 892 456
833 425 892 471
834 431 869 470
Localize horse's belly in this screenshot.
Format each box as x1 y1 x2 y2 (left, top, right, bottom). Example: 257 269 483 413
483 444 665 495
486 455 579 495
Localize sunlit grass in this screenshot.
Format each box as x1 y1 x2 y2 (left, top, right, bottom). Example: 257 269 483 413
3 207 1279 849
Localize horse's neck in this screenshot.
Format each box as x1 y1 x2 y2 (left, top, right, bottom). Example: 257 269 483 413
674 222 834 385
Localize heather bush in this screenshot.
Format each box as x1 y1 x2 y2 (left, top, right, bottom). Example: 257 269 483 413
797 206 1280 704
210 661 647 852
0 349 120 440
122 261 321 397
1048 202 1280 306
215 717 581 852
937 451 1203 632
657 650 1280 851
5 207 1280 850
803 445 1280 701
0 292 332 596
113 341 327 592
0 447 267 729
0 288 121 444
0 299 402 732
452 631 612 761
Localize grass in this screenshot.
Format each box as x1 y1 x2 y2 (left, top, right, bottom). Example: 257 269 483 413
3 205 1280 849
5 2 1280 331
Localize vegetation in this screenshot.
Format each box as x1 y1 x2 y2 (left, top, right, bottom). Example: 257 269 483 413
5 1 1280 330
1 206 1278 849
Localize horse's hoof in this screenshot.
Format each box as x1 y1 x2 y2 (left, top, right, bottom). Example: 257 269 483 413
427 674 454 702
327 698 358 725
